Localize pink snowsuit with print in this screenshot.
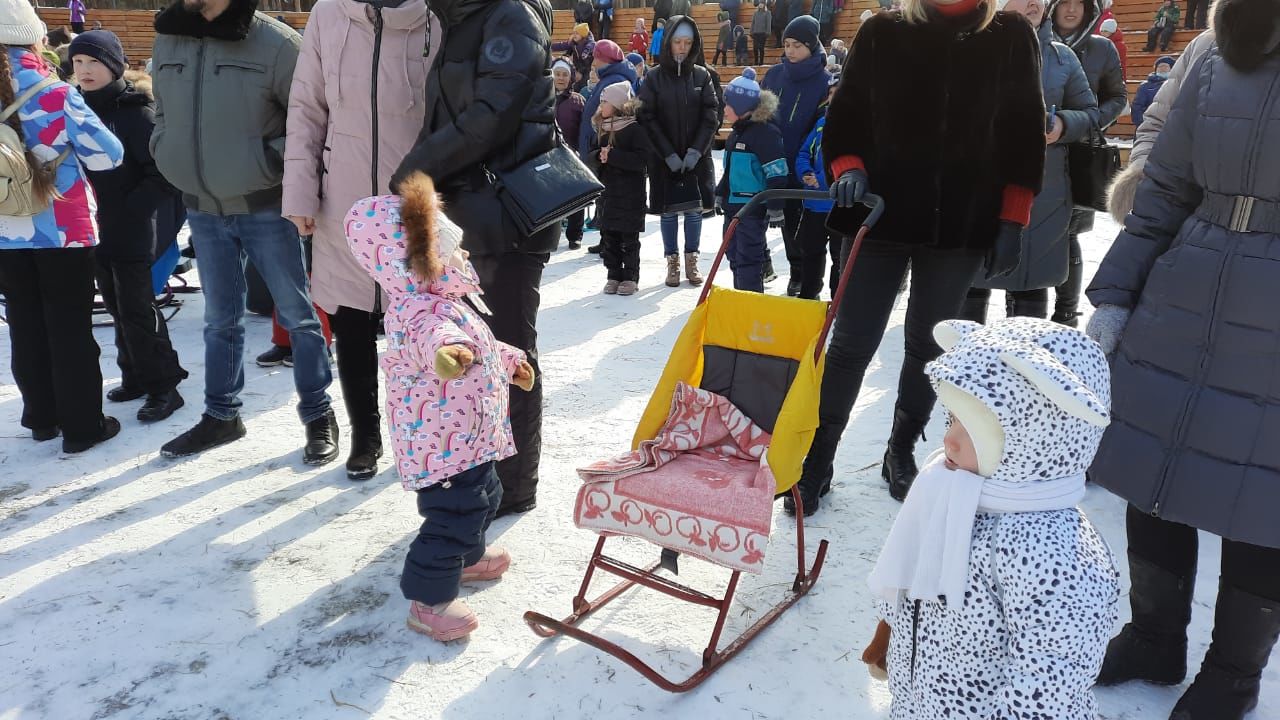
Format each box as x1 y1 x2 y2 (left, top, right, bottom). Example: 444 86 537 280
345 195 526 490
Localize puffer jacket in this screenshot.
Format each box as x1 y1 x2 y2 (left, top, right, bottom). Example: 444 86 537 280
393 0 561 255
1048 0 1126 235
150 0 300 216
281 0 437 315
636 15 720 213
762 50 830 167
715 91 788 212
555 84 586 151
82 78 178 262
794 111 831 212
879 317 1119 720
346 192 526 490
577 59 638 156
587 119 651 233
1087 18 1280 550
0 48 123 251
751 6 771 35
976 19 1098 292
1130 71 1166 126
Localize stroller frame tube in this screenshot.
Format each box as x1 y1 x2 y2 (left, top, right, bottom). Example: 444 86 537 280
524 189 884 693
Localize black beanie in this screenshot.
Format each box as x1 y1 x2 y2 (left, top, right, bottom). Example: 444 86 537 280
68 30 127 80
783 15 823 58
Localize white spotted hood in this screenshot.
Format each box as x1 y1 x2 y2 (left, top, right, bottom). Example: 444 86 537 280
925 317 1111 483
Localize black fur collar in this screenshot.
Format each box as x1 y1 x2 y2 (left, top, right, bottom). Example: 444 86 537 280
154 0 259 40
1215 0 1280 71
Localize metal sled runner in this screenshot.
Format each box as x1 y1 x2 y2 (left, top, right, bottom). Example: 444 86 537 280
524 189 885 692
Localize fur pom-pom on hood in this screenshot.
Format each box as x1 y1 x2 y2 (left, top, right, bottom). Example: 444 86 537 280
1214 0 1280 71
926 317 1111 482
345 173 480 301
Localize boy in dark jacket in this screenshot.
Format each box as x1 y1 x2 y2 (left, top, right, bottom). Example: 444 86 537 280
715 68 787 293
734 25 749 64
553 59 588 250
71 30 188 423
587 82 650 296
793 73 844 300
1131 55 1173 127
713 11 733 66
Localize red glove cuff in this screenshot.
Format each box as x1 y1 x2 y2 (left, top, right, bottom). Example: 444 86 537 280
1000 185 1035 227
830 155 866 180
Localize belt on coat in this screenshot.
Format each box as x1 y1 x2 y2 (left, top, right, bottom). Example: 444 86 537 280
1196 191 1280 234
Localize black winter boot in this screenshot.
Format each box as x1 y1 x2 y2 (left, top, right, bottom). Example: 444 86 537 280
882 408 927 502
346 428 383 481
1097 552 1195 686
782 472 832 517
303 410 340 466
1170 582 1280 720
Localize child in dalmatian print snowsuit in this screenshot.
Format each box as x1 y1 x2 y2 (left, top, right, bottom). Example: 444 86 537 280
863 317 1120 719
346 173 535 643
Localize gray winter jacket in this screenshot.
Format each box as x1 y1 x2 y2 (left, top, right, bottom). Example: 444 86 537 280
1049 0 1126 235
751 6 771 35
978 20 1098 292
150 1 300 216
1086 48 1280 550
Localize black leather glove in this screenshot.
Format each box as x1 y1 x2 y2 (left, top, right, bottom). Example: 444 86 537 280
830 169 868 208
665 154 683 173
985 221 1024 281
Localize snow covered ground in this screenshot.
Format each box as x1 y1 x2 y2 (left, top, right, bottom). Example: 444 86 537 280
1 203 1276 720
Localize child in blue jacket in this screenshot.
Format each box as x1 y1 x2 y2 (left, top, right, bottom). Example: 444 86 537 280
650 19 665 65
793 72 844 300
715 68 788 293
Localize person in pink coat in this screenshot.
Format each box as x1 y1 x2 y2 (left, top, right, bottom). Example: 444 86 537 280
282 0 440 481
346 172 535 643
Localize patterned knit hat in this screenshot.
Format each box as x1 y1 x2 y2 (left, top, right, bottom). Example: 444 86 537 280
724 66 762 117
0 0 46 47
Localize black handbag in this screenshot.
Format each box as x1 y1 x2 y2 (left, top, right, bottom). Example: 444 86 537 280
488 137 604 236
662 171 703 214
1069 130 1122 212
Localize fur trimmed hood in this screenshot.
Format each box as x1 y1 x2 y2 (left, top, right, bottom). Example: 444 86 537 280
740 89 778 123
1214 0 1280 71
154 0 259 40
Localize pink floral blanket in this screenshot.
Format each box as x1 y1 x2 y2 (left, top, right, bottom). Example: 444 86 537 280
573 383 777 573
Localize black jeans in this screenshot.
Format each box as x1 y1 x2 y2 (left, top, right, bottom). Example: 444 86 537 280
797 208 843 299
601 230 641 282
0 247 105 442
469 251 547 509
328 305 382 440
752 33 767 65
95 256 188 396
401 462 502 605
800 240 984 487
713 47 729 65
1126 505 1280 603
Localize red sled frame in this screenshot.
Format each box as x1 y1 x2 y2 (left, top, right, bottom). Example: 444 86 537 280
524 190 886 693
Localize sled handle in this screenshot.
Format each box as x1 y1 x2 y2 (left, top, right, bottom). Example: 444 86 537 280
696 190 885 364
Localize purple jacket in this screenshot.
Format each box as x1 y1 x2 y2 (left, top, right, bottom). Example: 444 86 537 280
555 87 586 150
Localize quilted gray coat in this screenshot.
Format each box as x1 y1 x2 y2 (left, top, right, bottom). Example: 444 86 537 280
979 20 1098 292
1086 47 1280 550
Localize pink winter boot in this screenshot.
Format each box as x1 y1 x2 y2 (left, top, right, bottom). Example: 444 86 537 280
461 546 511 582
407 599 478 641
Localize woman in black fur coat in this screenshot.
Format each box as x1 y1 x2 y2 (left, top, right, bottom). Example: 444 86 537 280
786 0 1046 513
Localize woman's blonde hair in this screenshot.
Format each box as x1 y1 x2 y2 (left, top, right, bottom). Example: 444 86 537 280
898 0 998 30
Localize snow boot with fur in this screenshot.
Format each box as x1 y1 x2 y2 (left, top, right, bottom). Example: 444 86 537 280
1169 582 1280 720
1097 553 1195 686
407 599 478 641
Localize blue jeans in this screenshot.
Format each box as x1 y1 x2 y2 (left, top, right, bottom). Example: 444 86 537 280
660 210 703 255
187 209 332 423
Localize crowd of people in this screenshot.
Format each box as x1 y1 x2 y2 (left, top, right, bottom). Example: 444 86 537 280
0 0 1276 716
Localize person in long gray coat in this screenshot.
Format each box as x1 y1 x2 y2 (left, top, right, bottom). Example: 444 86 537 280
962 0 1099 322
1046 0 1126 327
1084 1 1280 717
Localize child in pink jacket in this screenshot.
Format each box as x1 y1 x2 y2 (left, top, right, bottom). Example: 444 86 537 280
346 173 535 642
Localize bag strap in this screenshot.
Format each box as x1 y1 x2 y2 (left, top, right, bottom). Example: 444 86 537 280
0 75 58 124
